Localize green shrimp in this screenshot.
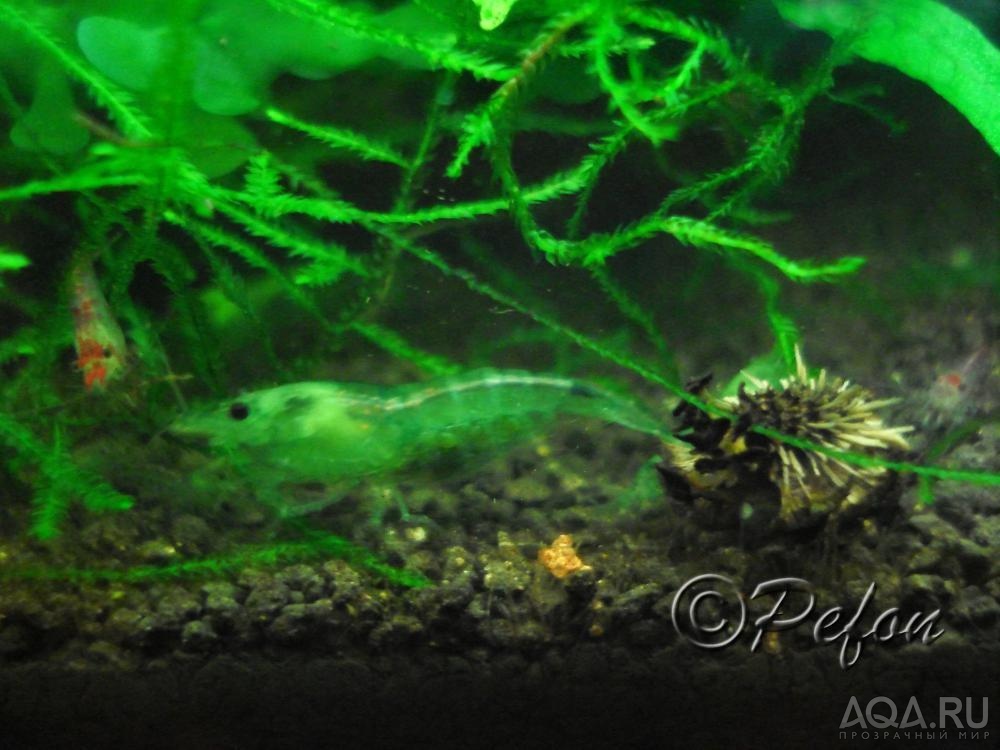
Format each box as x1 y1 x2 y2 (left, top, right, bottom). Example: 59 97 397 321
167 369 670 514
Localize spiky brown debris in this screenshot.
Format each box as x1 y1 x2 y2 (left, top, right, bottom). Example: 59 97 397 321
661 349 913 530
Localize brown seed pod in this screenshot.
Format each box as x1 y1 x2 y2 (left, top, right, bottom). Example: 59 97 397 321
659 348 912 532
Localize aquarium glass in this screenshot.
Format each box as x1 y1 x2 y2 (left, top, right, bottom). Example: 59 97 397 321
0 1 997 746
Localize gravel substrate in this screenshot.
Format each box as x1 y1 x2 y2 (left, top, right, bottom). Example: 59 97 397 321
1 360 997 749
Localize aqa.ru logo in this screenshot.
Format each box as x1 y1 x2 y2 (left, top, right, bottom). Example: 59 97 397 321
839 696 989 741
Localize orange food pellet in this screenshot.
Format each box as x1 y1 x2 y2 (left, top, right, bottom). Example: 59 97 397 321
538 534 590 579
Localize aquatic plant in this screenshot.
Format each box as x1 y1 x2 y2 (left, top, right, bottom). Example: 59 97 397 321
0 1 997 584
775 0 1000 156
661 348 913 532
0 524 431 588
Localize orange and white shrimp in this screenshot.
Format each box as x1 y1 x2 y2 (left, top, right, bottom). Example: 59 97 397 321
69 256 128 391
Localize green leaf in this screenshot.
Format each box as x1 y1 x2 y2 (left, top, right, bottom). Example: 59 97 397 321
472 0 518 31
0 249 30 272
77 16 167 92
0 2 152 140
10 63 89 154
193 37 265 115
774 0 1000 156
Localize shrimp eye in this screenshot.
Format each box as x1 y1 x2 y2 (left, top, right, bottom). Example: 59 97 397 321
229 402 250 421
